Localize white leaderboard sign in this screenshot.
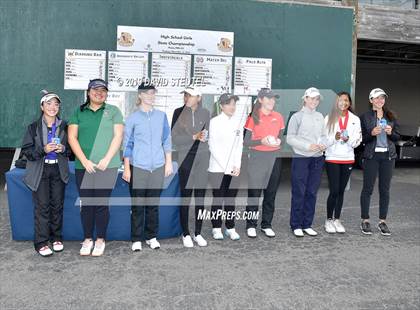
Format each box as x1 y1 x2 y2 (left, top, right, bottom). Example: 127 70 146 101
117 26 234 56
64 27 275 125
151 53 192 123
234 57 272 96
107 51 148 91
64 49 106 90
193 55 232 94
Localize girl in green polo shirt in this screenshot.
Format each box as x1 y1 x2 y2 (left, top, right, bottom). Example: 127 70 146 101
68 79 124 257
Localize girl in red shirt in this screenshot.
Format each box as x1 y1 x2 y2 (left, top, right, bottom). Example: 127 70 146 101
244 88 285 238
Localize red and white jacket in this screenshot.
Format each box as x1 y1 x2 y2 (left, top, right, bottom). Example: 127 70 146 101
324 111 362 163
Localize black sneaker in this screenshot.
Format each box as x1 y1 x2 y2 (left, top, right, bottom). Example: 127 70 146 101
378 222 391 236
360 221 372 235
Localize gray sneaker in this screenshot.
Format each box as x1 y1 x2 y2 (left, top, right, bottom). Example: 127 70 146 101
377 222 391 236
360 221 372 235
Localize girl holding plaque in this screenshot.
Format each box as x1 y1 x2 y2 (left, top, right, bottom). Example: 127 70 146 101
359 88 400 236
22 90 70 257
324 92 362 234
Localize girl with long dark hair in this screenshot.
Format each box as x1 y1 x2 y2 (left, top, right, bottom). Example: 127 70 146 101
244 88 285 238
324 92 362 233
359 88 400 236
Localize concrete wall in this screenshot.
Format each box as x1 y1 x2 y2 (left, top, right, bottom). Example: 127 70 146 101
260 0 420 44
355 62 420 135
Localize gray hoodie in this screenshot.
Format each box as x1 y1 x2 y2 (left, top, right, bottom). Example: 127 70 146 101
286 106 326 157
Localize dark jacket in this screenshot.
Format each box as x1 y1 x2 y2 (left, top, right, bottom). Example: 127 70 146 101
171 105 210 156
360 110 400 160
21 117 71 191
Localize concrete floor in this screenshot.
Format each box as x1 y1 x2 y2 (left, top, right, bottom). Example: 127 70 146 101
1 164 419 310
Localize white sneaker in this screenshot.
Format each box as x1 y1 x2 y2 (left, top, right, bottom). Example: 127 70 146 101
303 227 318 236
182 235 194 248
261 228 276 238
225 228 240 241
52 241 64 252
247 228 257 238
80 239 94 256
131 241 142 252
91 241 105 257
212 228 224 240
193 234 208 247
38 246 53 257
293 229 304 237
146 238 160 249
324 219 336 234
333 219 346 233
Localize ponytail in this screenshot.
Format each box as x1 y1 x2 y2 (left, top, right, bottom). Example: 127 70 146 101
250 98 262 125
80 92 90 111
211 102 220 118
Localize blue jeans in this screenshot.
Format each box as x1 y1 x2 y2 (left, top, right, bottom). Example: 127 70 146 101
290 156 324 230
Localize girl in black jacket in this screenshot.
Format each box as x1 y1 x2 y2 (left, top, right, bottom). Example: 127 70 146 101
21 91 70 256
359 88 400 236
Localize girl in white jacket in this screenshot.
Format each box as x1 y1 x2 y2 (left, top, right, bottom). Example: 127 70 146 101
324 92 362 233
208 93 243 241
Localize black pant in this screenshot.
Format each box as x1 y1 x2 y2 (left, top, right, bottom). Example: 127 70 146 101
325 162 353 219
246 151 282 229
178 152 208 236
75 168 118 240
32 164 65 251
360 152 394 220
209 172 240 229
129 165 164 241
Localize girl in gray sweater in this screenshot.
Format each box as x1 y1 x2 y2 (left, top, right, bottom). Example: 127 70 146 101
286 87 327 237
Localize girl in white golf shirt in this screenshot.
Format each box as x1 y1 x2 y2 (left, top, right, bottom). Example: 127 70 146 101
208 93 243 241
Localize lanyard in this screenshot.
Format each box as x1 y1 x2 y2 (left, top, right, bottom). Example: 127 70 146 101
51 122 57 135
48 122 57 143
338 111 349 131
